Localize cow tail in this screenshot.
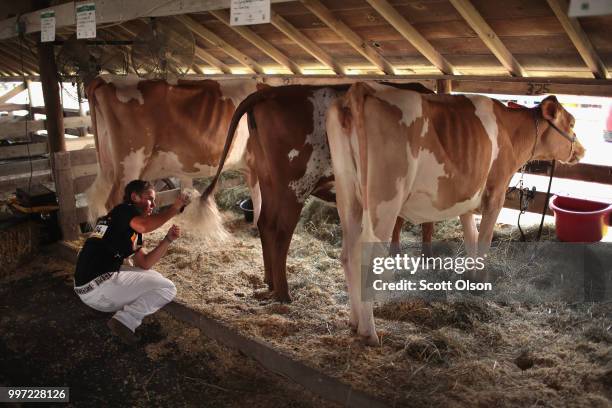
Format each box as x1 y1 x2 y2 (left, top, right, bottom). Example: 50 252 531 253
346 82 373 210
200 87 277 202
83 78 110 224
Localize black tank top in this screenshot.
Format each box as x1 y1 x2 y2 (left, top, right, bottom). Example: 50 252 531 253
74 203 143 286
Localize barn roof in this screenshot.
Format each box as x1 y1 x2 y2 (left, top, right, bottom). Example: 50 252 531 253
0 0 611 96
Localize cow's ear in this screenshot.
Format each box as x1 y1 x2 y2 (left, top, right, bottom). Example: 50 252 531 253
540 96 559 121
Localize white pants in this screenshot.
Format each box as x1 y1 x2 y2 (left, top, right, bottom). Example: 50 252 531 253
76 266 177 332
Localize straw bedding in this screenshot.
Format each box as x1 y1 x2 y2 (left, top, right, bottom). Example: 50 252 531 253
78 176 612 406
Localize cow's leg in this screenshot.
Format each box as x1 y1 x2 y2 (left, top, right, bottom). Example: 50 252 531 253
460 213 478 257
246 178 261 227
421 222 434 257
256 204 275 291
358 208 400 346
255 180 302 302
270 202 302 302
390 217 403 255
338 200 363 331
244 144 262 226
472 190 505 282
477 190 505 256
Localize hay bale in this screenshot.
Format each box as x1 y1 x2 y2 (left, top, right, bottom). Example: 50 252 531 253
0 217 38 279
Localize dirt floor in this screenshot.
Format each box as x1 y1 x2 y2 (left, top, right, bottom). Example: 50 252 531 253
0 254 337 407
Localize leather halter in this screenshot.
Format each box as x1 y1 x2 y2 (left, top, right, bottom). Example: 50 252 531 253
530 111 576 163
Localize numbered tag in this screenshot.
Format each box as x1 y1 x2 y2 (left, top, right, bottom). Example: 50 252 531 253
90 219 108 239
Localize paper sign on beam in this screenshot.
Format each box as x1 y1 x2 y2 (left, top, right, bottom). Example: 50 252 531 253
230 0 271 26
40 10 55 43
568 0 612 17
76 2 96 39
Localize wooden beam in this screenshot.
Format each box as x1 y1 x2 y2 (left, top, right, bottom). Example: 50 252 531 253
37 38 65 154
0 171 52 191
271 11 343 74
300 0 394 75
53 151 79 240
177 15 263 74
524 161 612 185
0 103 29 112
209 9 301 74
546 0 609 79
452 79 612 97
0 142 48 159
0 0 295 41
0 157 50 177
0 83 26 104
192 47 232 74
11 38 40 66
449 0 526 77
0 48 36 76
0 118 42 140
436 78 452 94
0 116 92 140
0 44 38 75
0 43 40 73
365 0 456 75
119 72 612 97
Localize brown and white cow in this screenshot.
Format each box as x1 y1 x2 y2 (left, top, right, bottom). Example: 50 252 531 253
202 83 435 302
85 76 259 220
326 82 585 345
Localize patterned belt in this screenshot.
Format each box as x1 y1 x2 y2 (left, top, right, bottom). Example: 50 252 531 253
74 272 115 295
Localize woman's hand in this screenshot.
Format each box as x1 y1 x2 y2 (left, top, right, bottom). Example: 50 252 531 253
171 192 191 213
164 224 181 243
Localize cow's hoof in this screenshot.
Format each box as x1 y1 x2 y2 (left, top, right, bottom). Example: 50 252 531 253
253 290 275 301
360 333 380 347
273 292 292 303
264 279 273 291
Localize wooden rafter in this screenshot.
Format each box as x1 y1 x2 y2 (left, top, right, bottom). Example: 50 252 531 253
210 9 300 74
546 0 609 79
449 0 526 77
5 41 40 72
0 44 39 74
366 0 456 75
0 47 36 75
177 15 264 74
121 22 229 74
301 0 394 75
271 11 343 74
0 82 26 104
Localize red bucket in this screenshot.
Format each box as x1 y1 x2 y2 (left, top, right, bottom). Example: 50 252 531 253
549 195 612 242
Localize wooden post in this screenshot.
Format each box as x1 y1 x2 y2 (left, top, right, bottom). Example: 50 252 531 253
37 39 65 154
436 78 452 94
53 151 79 241
76 82 88 137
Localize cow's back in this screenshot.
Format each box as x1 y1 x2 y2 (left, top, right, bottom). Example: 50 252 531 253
86 76 256 215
